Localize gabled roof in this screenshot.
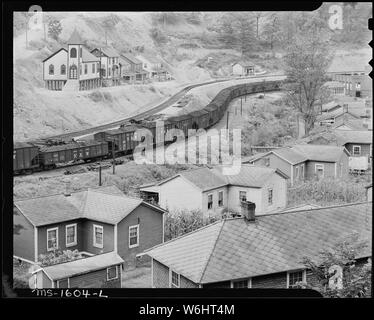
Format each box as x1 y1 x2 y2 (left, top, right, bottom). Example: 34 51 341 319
14 185 165 227
332 129 373 145
143 202 372 284
40 252 124 281
147 165 288 192
292 144 349 162
121 52 142 64
234 60 255 67
255 144 350 164
42 48 68 63
81 47 100 62
333 119 367 131
67 29 84 44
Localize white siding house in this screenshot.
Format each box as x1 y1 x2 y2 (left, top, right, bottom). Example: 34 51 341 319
140 165 289 216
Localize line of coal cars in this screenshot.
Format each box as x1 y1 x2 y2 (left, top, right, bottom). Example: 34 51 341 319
13 80 283 174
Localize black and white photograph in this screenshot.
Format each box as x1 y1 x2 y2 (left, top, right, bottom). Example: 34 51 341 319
4 2 373 301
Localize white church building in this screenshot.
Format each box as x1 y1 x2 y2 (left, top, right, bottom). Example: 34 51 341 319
42 29 101 91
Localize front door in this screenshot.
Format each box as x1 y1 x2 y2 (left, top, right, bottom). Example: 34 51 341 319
69 65 77 79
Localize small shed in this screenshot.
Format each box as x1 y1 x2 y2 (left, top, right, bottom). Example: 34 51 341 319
232 60 255 76
31 252 124 288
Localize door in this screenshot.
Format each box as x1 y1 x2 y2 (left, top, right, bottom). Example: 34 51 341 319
69 65 77 79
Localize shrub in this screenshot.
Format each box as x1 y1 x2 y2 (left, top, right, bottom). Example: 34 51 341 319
164 209 220 241
287 178 367 207
38 249 83 267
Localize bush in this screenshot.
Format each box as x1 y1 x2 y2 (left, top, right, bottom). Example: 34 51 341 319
39 249 83 267
164 209 220 241
288 178 367 207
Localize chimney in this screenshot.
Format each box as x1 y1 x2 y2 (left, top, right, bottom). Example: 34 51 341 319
241 201 256 221
343 104 348 113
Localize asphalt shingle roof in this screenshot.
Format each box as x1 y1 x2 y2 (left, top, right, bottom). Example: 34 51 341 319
41 252 124 280
271 148 308 165
14 185 157 226
155 165 287 192
292 144 348 162
332 130 373 145
81 47 100 62
144 202 372 284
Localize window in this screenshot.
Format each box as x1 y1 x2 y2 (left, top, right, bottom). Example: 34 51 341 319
49 64 54 75
80 48 82 56
92 63 95 73
107 266 118 281
315 164 324 178
60 64 66 75
295 166 299 179
207 194 213 209
65 224 77 247
300 164 304 179
268 188 273 205
340 162 344 177
232 279 250 288
47 227 58 251
93 225 103 248
264 157 270 167
84 64 88 74
239 191 247 202
70 48 77 58
218 191 224 207
129 225 139 248
170 270 180 288
353 145 361 156
287 270 306 288
57 278 69 288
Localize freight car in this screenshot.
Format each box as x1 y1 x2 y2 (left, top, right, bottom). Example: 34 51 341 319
14 142 40 174
37 140 109 170
13 79 284 175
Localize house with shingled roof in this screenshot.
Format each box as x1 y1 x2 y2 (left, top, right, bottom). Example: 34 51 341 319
119 52 149 83
14 185 166 265
42 29 101 91
91 47 121 86
303 129 372 169
248 144 350 185
31 251 124 288
139 164 289 216
141 201 372 288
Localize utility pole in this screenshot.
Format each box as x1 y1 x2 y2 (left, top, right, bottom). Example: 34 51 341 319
99 165 102 186
226 111 230 130
241 97 243 115
112 139 116 174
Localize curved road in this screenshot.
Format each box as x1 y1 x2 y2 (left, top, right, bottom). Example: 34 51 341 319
37 74 285 142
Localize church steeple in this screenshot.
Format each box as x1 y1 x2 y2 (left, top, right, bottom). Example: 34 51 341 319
67 28 83 45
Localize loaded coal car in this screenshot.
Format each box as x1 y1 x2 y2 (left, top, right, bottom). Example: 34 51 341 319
37 140 109 170
190 109 210 130
13 142 40 174
168 114 192 138
203 104 220 127
94 125 142 155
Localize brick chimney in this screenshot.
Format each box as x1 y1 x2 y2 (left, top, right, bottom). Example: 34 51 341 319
241 201 256 221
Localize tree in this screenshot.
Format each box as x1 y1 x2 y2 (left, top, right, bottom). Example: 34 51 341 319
251 12 264 39
233 13 256 55
217 16 237 48
262 14 282 50
282 28 332 136
47 19 62 41
298 233 371 298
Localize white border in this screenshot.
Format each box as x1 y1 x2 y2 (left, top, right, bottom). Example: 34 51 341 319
106 266 119 281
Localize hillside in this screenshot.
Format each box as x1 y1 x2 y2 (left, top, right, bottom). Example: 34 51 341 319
13 6 372 141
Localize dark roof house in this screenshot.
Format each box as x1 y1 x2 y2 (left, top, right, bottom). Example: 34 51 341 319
143 202 372 288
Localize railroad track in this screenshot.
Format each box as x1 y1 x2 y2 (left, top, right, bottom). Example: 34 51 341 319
34 74 284 143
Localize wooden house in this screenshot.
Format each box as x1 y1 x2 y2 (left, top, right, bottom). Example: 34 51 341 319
14 185 166 264
31 251 124 288
91 47 121 86
248 144 350 185
141 202 371 288
140 165 289 216
119 53 149 83
232 60 255 76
